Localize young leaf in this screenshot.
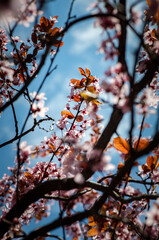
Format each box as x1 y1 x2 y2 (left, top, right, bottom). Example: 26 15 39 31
92 99 102 105
85 68 90 77
72 95 81 102
88 216 96 226
79 67 86 76
80 90 98 102
24 172 34 180
87 227 98 237
134 138 149 151
117 161 125 169
48 143 56 151
61 110 74 119
147 155 158 170
87 86 97 94
48 27 59 36
113 137 130 154
52 40 64 47
146 0 151 7
70 79 84 88
76 115 83 122
40 16 49 27
31 33 37 44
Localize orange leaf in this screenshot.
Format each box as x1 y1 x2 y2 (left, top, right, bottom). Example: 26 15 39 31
87 227 98 237
40 16 49 26
85 68 90 77
87 76 94 85
133 161 139 167
147 156 154 169
70 79 84 88
147 155 158 170
117 161 124 170
52 41 64 47
49 16 58 27
42 151 46 157
48 27 59 36
88 216 96 226
61 110 74 119
146 0 151 7
152 29 157 40
113 137 130 154
134 138 149 151
24 172 34 180
142 164 149 172
72 95 81 102
92 99 102 105
76 115 83 122
48 143 56 151
87 86 97 94
79 67 86 76
101 221 109 232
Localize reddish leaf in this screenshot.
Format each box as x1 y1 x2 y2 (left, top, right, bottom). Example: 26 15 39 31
79 67 86 76
70 79 84 88
61 110 74 119
72 95 81 102
48 27 59 36
40 16 49 26
133 161 139 167
146 0 151 7
134 138 149 151
142 164 149 173
87 76 94 85
147 155 158 170
117 161 125 169
52 40 64 47
49 16 58 27
87 227 98 237
76 115 83 122
24 172 34 180
31 33 37 44
33 47 38 56
48 143 56 151
85 68 90 77
113 137 130 154
88 216 96 226
87 86 97 94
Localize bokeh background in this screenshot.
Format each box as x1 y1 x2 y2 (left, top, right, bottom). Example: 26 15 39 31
0 0 157 237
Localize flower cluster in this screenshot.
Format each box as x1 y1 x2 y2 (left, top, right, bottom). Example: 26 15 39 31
0 1 159 240
30 92 48 118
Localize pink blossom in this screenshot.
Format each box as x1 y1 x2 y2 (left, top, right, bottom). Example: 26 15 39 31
146 198 159 226
0 60 14 81
31 100 48 118
11 36 22 43
30 92 47 101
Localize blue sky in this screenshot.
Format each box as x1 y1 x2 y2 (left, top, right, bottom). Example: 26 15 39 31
0 0 108 174
0 0 158 237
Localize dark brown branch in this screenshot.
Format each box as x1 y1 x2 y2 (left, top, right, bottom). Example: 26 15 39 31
119 193 159 204
0 179 107 238
0 117 52 148
23 209 92 240
90 131 159 214
100 213 149 239
82 107 124 180
8 91 19 136
118 0 127 67
1 131 158 238
0 12 127 113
